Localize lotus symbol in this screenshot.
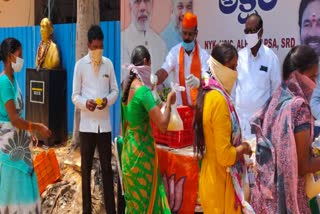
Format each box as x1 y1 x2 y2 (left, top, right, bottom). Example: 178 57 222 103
162 173 186 213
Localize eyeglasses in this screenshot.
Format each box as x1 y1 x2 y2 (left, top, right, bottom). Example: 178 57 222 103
244 28 261 34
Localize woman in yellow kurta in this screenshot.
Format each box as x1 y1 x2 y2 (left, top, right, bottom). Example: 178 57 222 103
193 43 253 213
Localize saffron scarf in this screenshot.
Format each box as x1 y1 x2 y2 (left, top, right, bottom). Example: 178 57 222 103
179 41 201 106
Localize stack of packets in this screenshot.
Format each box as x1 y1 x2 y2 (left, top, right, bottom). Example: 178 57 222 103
306 137 320 199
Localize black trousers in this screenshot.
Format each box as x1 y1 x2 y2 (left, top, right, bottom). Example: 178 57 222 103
80 132 115 214
117 176 125 214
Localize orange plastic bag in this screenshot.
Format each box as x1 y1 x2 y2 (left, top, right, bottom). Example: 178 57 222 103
33 149 61 194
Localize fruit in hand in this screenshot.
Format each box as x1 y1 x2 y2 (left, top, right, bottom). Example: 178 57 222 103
96 98 103 106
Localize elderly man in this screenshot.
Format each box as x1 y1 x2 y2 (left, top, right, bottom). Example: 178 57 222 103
233 13 281 140
152 12 209 106
121 0 167 83
161 0 193 50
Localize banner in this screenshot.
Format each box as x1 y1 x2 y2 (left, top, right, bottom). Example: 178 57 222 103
121 0 314 78
196 0 301 64
157 147 199 213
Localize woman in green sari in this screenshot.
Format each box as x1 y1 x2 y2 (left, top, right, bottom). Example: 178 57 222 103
121 45 176 213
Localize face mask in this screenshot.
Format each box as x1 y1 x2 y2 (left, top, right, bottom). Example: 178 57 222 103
182 40 195 52
89 49 103 72
245 29 261 49
11 56 24 72
207 56 238 94
126 64 152 88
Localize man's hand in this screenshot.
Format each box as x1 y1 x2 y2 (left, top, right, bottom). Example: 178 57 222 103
186 74 200 89
97 97 108 110
86 99 97 112
150 73 158 86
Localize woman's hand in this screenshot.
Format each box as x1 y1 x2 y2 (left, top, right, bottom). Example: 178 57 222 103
34 123 52 138
241 142 253 156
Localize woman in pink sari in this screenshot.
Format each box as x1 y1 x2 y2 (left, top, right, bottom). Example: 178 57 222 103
250 45 320 213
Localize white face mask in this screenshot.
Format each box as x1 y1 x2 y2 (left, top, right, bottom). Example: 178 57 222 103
11 56 24 72
245 28 261 49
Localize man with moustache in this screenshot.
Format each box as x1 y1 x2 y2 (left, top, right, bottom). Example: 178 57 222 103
151 12 209 106
234 13 281 140
299 0 320 56
302 0 320 119
121 0 167 83
161 0 193 50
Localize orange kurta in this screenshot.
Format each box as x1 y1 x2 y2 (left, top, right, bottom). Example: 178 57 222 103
199 90 241 214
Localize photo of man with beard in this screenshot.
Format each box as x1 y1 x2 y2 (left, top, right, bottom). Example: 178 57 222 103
305 0 320 120
121 0 167 83
299 0 320 56
161 0 193 50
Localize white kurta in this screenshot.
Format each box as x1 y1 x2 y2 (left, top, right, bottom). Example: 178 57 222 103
233 44 281 139
161 43 209 106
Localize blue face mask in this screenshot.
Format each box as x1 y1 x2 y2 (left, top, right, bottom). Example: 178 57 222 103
182 40 195 52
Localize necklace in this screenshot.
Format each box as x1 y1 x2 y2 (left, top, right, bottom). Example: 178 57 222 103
36 40 51 69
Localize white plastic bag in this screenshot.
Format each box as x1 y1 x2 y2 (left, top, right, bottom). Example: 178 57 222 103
166 83 185 131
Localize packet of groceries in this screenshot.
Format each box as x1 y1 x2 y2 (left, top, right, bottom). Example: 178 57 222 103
160 83 185 131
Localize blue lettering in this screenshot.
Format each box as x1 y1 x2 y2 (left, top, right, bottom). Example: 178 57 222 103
238 13 249 24
219 0 278 24
238 0 256 24
258 0 277 11
219 0 238 14
239 0 256 13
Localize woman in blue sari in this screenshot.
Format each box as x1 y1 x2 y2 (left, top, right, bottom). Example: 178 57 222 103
0 38 51 213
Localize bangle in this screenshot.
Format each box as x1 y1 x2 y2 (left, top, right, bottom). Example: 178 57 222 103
28 122 32 132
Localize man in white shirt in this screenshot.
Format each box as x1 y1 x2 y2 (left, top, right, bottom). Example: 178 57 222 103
152 12 209 106
234 13 281 139
121 0 167 83
72 25 118 214
161 0 193 51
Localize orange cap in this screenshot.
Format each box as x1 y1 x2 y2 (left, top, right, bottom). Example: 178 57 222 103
182 12 198 28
